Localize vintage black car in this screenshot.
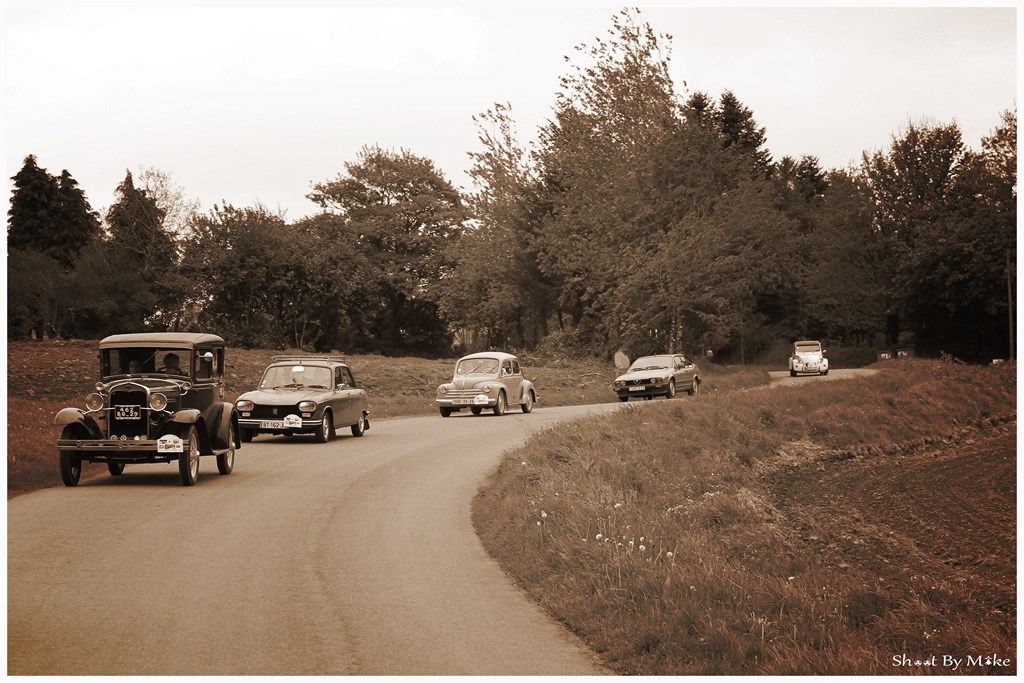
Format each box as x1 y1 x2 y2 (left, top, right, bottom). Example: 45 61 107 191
234 356 370 442
54 332 240 487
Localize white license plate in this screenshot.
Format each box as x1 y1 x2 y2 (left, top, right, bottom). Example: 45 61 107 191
629 386 645 391
115 405 142 419
260 420 286 429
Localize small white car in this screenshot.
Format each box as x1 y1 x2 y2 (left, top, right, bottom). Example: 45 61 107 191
789 340 828 377
436 352 537 417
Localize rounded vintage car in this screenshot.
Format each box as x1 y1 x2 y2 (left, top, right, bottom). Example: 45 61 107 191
789 340 829 377
234 356 370 442
436 352 537 417
612 353 701 402
54 332 240 487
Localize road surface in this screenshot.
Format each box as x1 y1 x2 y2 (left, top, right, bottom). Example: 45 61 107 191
8 403 622 676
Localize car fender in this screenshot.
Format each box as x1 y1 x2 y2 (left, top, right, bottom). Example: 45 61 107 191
520 380 537 403
203 402 239 450
53 408 104 439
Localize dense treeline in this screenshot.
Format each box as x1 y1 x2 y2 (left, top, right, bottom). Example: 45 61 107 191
7 10 1016 362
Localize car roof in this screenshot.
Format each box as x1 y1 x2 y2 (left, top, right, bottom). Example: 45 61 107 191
458 352 518 362
99 332 224 349
794 340 821 346
269 355 347 366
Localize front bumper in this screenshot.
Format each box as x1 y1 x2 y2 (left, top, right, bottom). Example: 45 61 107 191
238 415 321 433
791 362 827 374
614 385 670 399
57 436 185 462
436 394 497 408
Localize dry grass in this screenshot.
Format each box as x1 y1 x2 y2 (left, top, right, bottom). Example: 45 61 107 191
472 359 1017 675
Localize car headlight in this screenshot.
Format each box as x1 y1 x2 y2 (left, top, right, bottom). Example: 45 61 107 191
483 384 494 394
613 380 624 388
149 393 168 411
85 393 104 411
650 377 662 385
438 385 449 395
236 399 254 411
298 400 316 412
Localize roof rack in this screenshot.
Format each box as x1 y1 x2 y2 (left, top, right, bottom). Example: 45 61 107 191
271 355 347 364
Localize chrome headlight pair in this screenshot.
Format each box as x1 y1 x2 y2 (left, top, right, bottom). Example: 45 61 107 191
86 392 167 411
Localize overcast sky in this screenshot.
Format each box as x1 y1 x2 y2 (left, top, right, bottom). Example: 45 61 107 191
5 3 1018 222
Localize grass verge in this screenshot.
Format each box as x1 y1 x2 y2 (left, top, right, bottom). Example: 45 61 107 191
471 359 1016 675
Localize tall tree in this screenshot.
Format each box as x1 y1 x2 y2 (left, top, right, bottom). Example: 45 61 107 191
308 146 466 353
7 155 99 268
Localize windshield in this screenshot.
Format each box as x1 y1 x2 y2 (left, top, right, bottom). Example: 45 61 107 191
628 356 672 371
259 365 332 389
795 343 821 353
455 358 499 376
102 347 189 378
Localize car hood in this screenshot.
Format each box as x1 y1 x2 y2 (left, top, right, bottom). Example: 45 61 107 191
615 369 672 382
104 376 185 393
237 388 325 404
445 376 499 390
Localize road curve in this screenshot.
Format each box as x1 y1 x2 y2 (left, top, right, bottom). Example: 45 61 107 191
8 403 622 676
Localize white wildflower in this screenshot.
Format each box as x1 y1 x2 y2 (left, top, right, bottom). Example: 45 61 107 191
541 511 548 518
595 533 603 541
639 545 646 552
666 551 674 559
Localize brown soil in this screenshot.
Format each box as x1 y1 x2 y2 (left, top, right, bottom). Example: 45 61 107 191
769 417 1016 619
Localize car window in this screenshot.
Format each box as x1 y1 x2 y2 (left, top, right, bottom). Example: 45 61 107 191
629 356 671 371
501 360 512 376
343 367 356 387
511 360 521 375
260 365 331 389
456 358 499 375
335 367 345 387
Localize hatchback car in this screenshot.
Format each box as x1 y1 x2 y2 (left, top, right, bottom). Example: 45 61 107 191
613 354 700 401
436 352 537 417
54 332 239 487
235 356 370 442
789 340 828 376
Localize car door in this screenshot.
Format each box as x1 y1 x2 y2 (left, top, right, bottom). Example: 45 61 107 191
502 359 525 405
672 355 693 390
331 366 358 427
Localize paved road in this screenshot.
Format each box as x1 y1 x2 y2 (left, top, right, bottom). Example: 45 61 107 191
8 403 622 676
767 367 877 388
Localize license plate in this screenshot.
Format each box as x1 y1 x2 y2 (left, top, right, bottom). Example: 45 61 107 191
115 405 141 419
452 399 471 405
260 420 286 429
629 386 645 391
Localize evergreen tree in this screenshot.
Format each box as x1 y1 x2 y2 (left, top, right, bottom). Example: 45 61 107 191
7 155 98 268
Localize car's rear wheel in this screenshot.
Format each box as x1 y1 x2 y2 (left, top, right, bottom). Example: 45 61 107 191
618 396 629 402
470 407 483 416
688 378 699 396
316 412 334 443
492 391 507 416
665 379 676 399
439 407 452 417
107 462 125 476
521 390 534 413
178 427 200 486
351 413 367 437
217 422 235 474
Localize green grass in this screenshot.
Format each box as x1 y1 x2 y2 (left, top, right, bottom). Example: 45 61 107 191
471 359 1017 674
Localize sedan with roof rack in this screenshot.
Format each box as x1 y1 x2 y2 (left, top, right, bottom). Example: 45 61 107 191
235 356 370 442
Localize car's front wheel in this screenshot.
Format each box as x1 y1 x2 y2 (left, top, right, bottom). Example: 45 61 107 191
492 391 507 416
351 413 367 437
107 462 125 476
618 396 629 402
316 412 334 443
217 422 235 475
665 379 676 399
59 426 83 487
240 428 254 443
688 378 699 396
178 426 200 486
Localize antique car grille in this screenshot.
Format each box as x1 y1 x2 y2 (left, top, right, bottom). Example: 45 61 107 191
445 389 486 399
248 404 301 419
109 389 149 438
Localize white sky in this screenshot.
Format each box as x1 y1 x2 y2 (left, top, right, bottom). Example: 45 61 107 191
4 2 1019 222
